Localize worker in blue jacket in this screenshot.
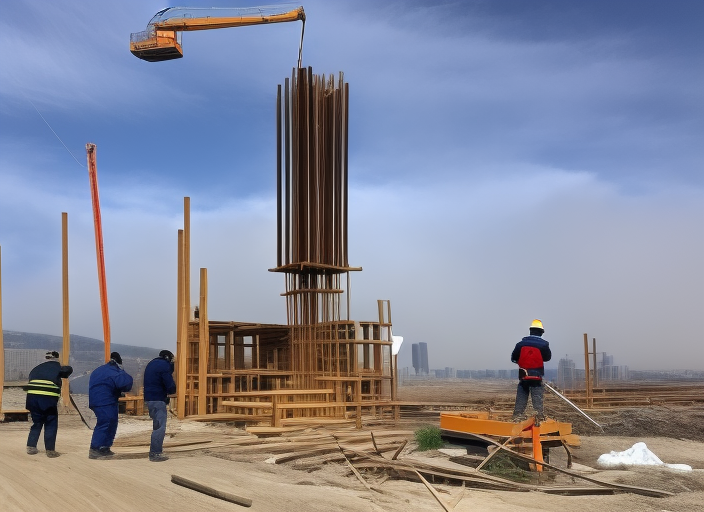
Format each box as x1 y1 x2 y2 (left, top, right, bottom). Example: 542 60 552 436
25 351 73 458
511 319 552 423
88 352 133 459
143 350 177 462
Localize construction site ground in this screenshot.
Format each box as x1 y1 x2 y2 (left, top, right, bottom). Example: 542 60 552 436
2 380 703 512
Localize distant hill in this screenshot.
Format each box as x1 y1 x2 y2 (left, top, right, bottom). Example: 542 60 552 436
2 330 160 359
2 330 160 392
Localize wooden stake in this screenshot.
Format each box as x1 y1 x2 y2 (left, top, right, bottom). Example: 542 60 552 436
61 213 70 407
198 268 208 415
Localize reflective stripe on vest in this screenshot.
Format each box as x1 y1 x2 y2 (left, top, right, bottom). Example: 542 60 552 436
27 379 61 398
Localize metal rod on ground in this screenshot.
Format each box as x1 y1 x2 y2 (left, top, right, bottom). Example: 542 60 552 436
544 382 603 431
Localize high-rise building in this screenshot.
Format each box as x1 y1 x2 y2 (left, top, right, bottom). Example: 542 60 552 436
411 344 420 375
419 342 429 375
557 356 576 389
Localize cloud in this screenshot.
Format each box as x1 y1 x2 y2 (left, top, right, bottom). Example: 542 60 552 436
1 0 702 373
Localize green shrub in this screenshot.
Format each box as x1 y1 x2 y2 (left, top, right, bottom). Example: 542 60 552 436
414 426 443 451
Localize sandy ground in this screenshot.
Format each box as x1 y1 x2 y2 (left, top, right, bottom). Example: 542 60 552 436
2 382 704 512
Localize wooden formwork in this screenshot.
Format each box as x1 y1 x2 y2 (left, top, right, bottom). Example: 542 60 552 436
177 313 396 426
175 68 398 426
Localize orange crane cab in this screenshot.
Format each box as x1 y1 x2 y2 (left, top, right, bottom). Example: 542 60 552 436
130 5 305 62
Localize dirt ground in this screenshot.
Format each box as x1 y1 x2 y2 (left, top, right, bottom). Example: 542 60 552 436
1 380 703 512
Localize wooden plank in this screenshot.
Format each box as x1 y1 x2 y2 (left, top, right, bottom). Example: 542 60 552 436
413 469 451 512
215 389 334 397
391 440 407 460
275 401 347 410
221 400 273 409
171 475 252 507
184 413 273 422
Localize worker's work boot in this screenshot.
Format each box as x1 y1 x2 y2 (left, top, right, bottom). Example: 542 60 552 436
99 447 115 456
26 446 39 455
149 452 169 462
511 415 527 423
534 413 546 427
46 450 60 458
89 448 114 459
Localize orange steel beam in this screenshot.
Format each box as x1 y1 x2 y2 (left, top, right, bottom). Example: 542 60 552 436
86 143 111 362
531 424 544 472
440 413 572 438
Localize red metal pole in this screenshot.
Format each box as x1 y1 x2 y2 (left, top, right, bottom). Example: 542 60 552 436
86 143 111 363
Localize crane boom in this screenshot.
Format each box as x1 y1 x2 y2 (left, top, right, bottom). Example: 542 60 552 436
130 5 305 62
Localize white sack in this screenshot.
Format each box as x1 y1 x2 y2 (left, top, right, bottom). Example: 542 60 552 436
597 442 692 471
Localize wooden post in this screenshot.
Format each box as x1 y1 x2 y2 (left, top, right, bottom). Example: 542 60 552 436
0 245 4 417
198 268 208 415
61 213 70 407
184 197 190 322
176 230 182 384
583 333 591 408
179 197 190 418
176 229 187 419
592 338 598 390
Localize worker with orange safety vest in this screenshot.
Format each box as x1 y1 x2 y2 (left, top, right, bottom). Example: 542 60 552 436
25 351 73 457
511 319 551 423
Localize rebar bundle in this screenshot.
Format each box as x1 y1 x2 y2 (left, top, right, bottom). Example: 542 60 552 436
275 67 357 327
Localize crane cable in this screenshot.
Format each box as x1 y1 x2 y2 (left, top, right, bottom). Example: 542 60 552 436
8 69 85 169
297 18 305 68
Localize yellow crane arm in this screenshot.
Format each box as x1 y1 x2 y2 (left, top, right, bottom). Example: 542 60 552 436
130 5 305 62
152 6 305 31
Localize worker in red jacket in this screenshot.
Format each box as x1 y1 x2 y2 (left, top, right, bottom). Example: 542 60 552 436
511 319 552 423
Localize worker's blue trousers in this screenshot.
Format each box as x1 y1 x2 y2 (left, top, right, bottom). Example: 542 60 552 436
90 404 119 450
26 394 59 451
512 380 544 418
147 401 168 455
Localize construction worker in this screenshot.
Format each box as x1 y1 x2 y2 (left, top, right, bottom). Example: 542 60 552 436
88 351 133 459
143 350 176 462
511 319 552 423
25 351 73 457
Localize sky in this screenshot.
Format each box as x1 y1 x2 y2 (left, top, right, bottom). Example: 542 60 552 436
1 0 702 372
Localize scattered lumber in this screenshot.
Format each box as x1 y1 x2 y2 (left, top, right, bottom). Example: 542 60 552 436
464 431 674 498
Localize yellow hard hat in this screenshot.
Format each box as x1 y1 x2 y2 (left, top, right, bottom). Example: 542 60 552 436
530 319 544 330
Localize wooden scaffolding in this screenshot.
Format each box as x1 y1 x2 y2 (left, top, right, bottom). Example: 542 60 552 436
175 69 398 427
